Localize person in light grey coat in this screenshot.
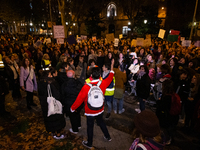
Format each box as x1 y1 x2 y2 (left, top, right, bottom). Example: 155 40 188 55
20 58 37 110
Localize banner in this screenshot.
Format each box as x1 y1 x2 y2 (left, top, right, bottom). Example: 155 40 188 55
144 39 152 47
136 38 144 46
131 39 137 47
57 38 64 44
92 36 96 42
170 30 180 35
106 33 115 43
119 34 123 39
182 40 191 47
158 29 166 39
53 25 65 39
114 38 119 47
167 35 178 42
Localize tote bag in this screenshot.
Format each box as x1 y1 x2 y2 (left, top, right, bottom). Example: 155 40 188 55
47 84 62 117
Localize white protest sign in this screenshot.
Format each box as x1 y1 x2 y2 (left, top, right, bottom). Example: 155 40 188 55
53 25 65 39
131 39 137 47
182 40 191 47
77 37 82 43
136 38 144 46
46 38 51 44
114 38 119 47
57 38 64 44
119 34 123 39
144 39 152 47
158 29 166 39
81 35 87 40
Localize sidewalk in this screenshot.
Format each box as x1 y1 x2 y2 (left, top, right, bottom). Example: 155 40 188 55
65 115 133 150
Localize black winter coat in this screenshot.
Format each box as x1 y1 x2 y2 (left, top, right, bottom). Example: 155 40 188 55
38 77 66 133
134 74 151 99
61 78 83 111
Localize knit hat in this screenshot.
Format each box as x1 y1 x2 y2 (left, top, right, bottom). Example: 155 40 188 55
134 110 160 137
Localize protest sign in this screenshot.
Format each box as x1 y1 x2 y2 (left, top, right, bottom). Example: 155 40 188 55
114 38 119 47
106 33 114 43
182 40 191 47
119 34 123 39
158 29 166 39
53 25 65 39
34 40 42 48
57 38 64 44
181 37 185 41
81 35 87 40
92 36 96 42
47 21 56 28
131 39 137 47
136 38 144 46
194 41 200 47
146 34 151 39
77 37 82 43
144 39 152 47
46 38 51 44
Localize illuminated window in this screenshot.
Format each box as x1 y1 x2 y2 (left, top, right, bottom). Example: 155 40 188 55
122 26 128 35
107 3 117 17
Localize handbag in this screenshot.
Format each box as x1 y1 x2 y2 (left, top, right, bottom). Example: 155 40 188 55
24 68 30 89
47 84 62 117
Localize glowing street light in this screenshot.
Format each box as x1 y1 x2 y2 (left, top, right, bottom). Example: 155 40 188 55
144 20 147 24
162 7 164 10
66 22 68 25
73 23 75 26
128 22 131 25
42 24 44 27
30 22 33 26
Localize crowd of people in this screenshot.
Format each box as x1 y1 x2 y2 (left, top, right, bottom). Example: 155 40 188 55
0 33 200 149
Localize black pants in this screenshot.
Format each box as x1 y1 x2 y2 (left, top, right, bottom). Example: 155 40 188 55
0 95 6 114
12 79 21 98
185 100 195 127
68 110 81 132
26 91 33 107
87 113 110 146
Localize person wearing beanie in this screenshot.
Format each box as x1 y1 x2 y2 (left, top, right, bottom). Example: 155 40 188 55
129 110 165 150
61 70 83 134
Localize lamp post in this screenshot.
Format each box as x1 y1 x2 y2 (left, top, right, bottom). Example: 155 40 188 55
189 0 198 40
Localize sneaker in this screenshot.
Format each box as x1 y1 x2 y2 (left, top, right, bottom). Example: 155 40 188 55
69 128 78 134
135 108 141 113
53 134 65 140
30 102 37 106
104 136 112 141
105 113 110 120
114 110 117 114
119 108 125 114
82 141 92 149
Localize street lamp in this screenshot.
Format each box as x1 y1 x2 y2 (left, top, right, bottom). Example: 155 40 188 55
42 24 44 27
73 23 75 26
162 7 164 10
66 22 68 25
128 22 131 25
30 23 33 26
144 20 147 24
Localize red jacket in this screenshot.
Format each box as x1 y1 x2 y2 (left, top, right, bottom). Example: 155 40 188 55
71 70 114 116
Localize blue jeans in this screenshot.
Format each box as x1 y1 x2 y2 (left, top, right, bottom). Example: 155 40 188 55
105 96 113 113
138 97 145 111
113 96 124 112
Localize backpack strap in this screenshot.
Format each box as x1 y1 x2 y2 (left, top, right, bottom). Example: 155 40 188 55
135 144 147 150
97 80 102 87
87 83 93 88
